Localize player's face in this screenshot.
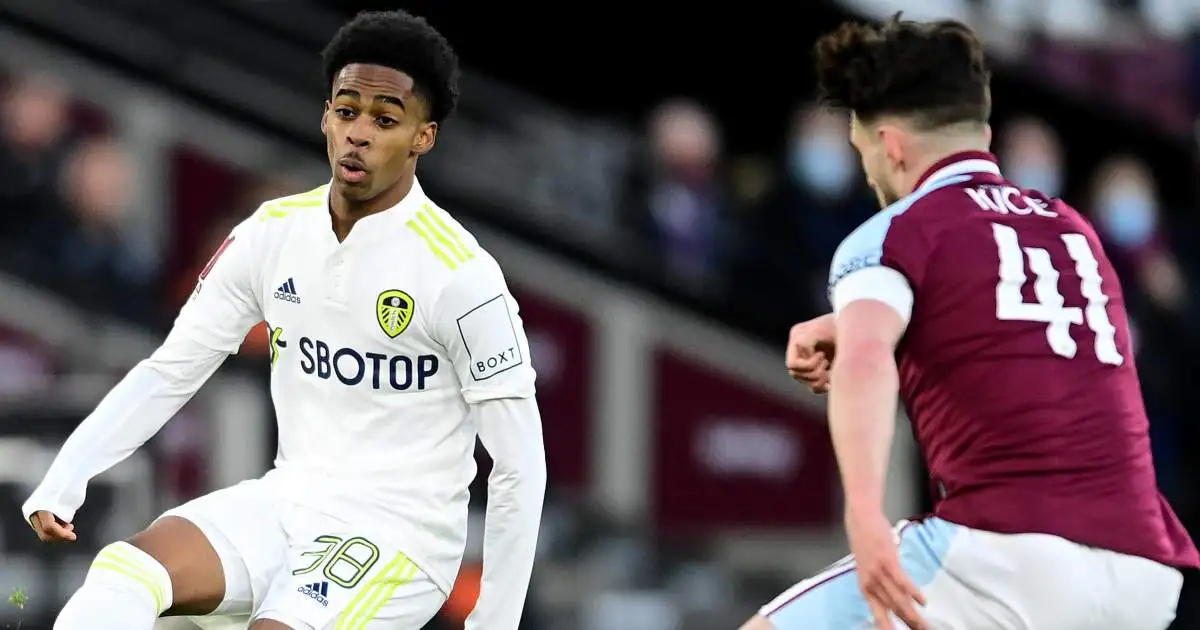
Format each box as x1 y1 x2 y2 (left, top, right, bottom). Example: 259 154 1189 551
850 114 904 207
321 64 438 202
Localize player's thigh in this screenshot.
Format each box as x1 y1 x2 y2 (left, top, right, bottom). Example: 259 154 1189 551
156 479 288 618
255 529 445 630
127 514 226 615
757 518 1019 630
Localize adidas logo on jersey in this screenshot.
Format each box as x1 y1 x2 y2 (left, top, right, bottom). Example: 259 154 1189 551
274 277 302 304
297 581 329 607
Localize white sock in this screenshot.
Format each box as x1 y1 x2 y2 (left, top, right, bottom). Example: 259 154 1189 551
54 541 173 630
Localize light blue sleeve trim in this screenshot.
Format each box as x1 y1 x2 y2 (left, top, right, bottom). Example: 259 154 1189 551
827 175 973 291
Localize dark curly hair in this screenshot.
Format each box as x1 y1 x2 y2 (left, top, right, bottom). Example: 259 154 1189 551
321 10 460 125
814 13 991 129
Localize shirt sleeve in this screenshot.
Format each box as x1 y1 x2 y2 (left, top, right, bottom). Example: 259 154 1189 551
173 218 265 353
22 336 229 523
832 266 914 327
22 219 264 523
467 396 547 630
828 198 931 298
430 259 537 403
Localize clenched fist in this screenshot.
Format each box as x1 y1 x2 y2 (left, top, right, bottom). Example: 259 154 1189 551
29 510 77 543
785 313 836 394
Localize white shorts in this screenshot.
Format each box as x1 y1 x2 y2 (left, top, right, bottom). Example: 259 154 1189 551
759 517 1183 630
159 479 446 630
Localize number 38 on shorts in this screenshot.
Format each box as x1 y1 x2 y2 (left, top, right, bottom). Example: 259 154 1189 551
293 536 384 589
267 533 439 629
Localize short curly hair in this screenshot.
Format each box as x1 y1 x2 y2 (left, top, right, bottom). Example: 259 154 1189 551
321 10 460 125
814 13 991 129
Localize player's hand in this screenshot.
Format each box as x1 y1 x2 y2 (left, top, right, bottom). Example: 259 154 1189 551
845 510 927 630
28 510 77 543
785 315 836 393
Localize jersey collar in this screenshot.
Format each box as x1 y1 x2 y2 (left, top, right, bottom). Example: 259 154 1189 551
914 151 1001 193
320 177 429 229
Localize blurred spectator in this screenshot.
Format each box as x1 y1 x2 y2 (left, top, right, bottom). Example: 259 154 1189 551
1088 155 1185 314
46 136 157 322
739 103 875 324
625 99 735 296
997 115 1065 198
0 74 76 253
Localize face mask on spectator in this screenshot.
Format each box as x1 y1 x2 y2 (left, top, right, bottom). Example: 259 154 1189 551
1098 186 1157 248
790 134 854 197
1009 162 1062 198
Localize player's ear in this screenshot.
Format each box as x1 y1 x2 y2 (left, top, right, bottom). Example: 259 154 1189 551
321 101 330 135
878 125 906 169
411 122 438 156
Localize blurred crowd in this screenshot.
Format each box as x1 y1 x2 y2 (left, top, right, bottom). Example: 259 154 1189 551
0 74 155 324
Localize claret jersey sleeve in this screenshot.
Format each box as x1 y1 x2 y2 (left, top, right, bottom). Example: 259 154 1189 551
430 257 537 403
828 201 931 325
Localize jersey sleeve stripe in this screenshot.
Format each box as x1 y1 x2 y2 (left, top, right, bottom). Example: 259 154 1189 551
416 208 473 263
406 219 460 270
258 207 290 221
423 204 476 262
257 185 328 218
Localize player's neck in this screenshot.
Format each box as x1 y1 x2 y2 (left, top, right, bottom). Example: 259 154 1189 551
902 135 990 196
328 172 415 241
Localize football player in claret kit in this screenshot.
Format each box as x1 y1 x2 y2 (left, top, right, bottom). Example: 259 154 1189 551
743 14 1199 630
23 10 547 630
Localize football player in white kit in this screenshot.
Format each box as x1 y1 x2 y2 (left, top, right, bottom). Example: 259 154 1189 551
23 10 548 630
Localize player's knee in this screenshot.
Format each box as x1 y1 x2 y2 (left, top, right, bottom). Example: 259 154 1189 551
53 542 173 629
739 615 778 630
83 541 173 614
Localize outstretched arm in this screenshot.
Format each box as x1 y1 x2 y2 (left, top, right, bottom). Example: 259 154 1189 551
24 222 264 530
23 335 231 525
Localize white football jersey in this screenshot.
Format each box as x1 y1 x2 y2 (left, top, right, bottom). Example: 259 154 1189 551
175 180 536 591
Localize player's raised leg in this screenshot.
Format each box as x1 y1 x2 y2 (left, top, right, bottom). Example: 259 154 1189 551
53 515 224 629
54 479 285 629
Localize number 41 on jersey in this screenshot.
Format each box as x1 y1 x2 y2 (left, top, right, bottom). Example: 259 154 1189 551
991 223 1124 366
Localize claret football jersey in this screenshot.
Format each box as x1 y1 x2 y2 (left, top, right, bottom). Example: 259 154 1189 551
828 152 1198 568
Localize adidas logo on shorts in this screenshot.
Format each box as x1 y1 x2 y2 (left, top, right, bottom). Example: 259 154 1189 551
298 581 330 607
